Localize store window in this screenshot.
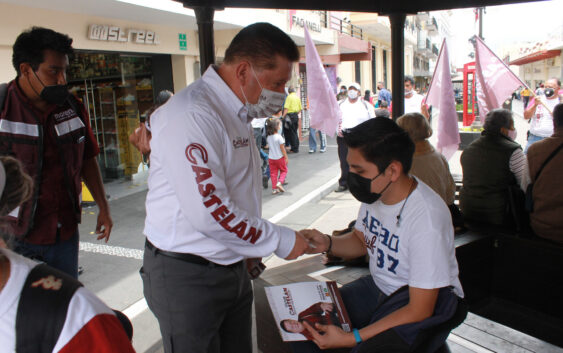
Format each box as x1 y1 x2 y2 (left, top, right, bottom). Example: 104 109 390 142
68 52 155 181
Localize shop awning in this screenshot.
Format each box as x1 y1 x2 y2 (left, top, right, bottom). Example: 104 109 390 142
509 49 561 66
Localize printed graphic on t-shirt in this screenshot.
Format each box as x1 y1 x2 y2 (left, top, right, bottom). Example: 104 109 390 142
361 210 400 275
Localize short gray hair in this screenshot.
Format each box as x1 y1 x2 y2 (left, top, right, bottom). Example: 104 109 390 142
396 113 432 142
483 109 513 133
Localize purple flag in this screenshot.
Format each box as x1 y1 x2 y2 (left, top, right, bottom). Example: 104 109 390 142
304 26 341 137
474 36 526 120
425 39 460 160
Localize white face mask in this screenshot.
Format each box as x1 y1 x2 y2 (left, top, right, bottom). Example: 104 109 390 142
405 89 413 96
241 65 286 120
347 90 359 100
508 128 517 140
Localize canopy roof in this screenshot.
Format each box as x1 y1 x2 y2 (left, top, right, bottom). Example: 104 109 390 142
173 0 543 13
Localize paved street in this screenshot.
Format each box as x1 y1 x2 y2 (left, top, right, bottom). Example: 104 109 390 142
77 136 343 352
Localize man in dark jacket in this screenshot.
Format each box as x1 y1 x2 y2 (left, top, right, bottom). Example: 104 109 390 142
0 27 112 278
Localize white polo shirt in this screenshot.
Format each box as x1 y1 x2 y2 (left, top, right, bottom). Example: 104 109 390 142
144 66 296 264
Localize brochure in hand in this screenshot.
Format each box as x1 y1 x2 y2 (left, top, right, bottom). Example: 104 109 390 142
265 281 352 342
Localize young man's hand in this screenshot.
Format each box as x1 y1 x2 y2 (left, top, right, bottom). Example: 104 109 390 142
299 229 330 254
303 321 355 349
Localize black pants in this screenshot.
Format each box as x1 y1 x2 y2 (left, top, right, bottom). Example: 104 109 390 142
141 243 252 353
284 113 300 152
337 136 349 187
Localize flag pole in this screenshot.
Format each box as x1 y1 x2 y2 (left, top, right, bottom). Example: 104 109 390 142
472 36 553 115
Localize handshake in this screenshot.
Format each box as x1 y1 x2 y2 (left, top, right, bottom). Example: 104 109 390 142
285 229 331 260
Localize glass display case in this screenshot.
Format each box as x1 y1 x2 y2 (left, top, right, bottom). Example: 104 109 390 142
68 52 154 180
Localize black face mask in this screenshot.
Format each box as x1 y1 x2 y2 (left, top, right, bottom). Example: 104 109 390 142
544 88 555 98
347 171 392 204
33 71 69 105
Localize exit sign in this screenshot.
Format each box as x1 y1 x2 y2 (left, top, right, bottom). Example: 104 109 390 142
179 33 187 51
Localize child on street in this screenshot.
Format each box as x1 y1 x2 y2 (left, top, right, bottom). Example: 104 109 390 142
266 118 289 194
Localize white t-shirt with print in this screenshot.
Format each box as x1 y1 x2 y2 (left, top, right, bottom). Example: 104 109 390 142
404 93 425 114
266 133 285 160
529 96 559 137
355 177 464 297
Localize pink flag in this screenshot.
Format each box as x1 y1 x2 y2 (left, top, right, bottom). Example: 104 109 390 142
304 26 341 137
425 39 460 160
473 36 526 120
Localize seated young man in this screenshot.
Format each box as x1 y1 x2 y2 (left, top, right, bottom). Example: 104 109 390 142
299 117 464 353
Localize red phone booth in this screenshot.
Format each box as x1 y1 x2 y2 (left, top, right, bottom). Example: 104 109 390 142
462 62 478 126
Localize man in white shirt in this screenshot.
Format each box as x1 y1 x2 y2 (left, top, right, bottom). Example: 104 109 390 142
336 82 375 192
524 77 562 153
404 76 429 119
141 23 309 353
298 118 463 352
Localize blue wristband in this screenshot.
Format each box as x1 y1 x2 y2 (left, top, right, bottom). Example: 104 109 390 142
353 328 362 344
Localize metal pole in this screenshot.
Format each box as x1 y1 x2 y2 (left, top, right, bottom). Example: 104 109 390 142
478 7 484 40
194 6 216 75
389 13 406 120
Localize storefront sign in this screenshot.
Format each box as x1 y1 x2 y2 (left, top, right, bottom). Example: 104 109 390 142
88 25 160 45
179 33 187 51
289 11 322 33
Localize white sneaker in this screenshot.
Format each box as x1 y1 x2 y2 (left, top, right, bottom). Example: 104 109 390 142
276 182 285 192
320 148 326 153
308 149 315 153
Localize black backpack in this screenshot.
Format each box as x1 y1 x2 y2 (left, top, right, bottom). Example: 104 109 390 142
16 264 83 353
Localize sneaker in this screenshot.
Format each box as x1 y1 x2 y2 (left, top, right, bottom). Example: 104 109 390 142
320 148 326 153
276 182 285 192
309 149 315 153
262 175 269 189
335 185 347 192
272 189 280 194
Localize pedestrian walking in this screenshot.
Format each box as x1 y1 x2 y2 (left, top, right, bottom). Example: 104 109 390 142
266 118 289 194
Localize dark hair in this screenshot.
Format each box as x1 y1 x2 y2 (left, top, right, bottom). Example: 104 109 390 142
340 85 347 90
404 75 415 86
483 109 513 134
155 90 173 106
265 117 281 136
12 27 73 76
0 156 34 246
288 87 295 94
343 117 414 174
224 23 299 70
553 103 563 128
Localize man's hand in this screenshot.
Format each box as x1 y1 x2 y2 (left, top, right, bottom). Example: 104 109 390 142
421 102 430 119
320 302 334 312
300 229 330 254
303 322 355 349
285 231 309 260
95 208 113 242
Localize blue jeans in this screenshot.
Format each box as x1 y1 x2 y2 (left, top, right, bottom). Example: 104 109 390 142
14 229 80 279
525 133 545 154
259 148 270 178
290 276 408 353
308 128 327 152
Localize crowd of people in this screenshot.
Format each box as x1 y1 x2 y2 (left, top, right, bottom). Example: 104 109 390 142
0 22 561 353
